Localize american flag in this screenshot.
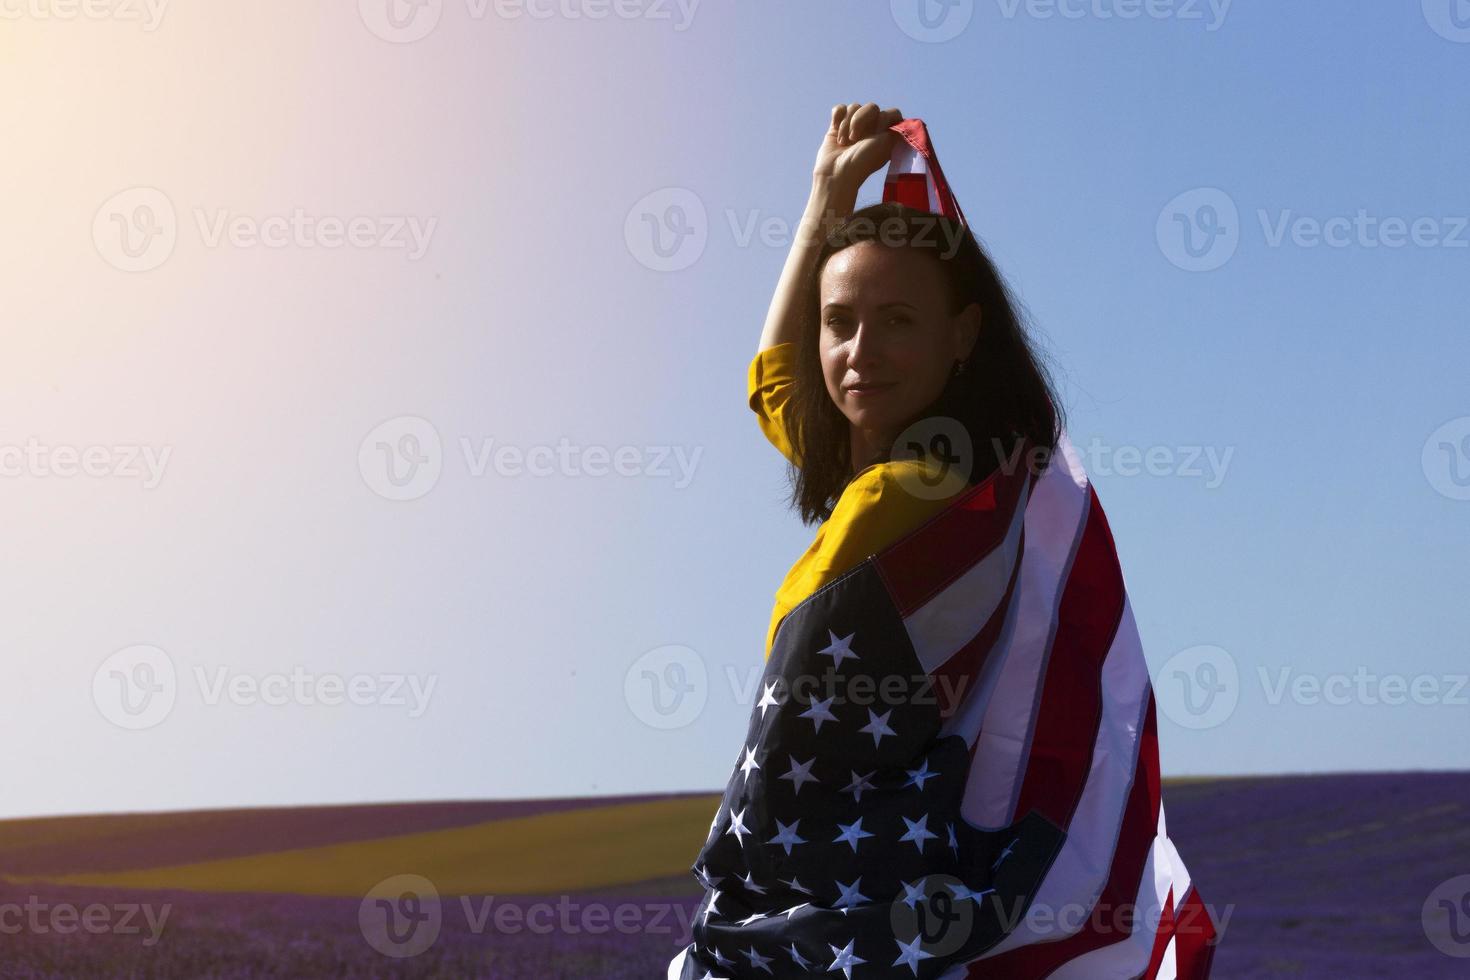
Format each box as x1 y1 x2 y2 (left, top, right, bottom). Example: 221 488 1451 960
668 430 1219 978
667 121 1217 978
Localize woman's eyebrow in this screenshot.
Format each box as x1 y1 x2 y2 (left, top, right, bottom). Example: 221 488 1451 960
821 300 919 311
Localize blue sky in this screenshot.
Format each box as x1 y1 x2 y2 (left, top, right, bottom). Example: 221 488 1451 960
2 0 1465 817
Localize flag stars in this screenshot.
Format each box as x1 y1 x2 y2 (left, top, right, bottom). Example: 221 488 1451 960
827 938 867 978
832 876 870 912
779 875 815 896
736 910 769 926
816 628 860 669
859 707 897 748
948 882 996 905
799 695 839 733
842 769 876 803
755 680 782 718
739 743 762 783
992 837 1018 871
904 758 939 791
786 942 813 969
700 889 722 925
892 934 934 975
833 816 875 852
768 818 807 856
738 870 767 895
725 806 751 843
740 944 774 973
780 755 819 794
947 821 959 856
899 814 938 852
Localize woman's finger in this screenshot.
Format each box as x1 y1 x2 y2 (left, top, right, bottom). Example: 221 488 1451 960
829 103 846 137
850 102 878 141
839 102 862 144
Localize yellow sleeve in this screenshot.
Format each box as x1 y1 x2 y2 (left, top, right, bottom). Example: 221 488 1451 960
747 342 799 466
765 460 965 658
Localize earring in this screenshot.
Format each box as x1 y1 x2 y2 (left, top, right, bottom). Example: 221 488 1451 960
952 358 967 377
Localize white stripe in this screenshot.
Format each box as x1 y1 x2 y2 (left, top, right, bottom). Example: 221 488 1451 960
1041 808 1189 980
956 431 1090 829
1156 935 1180 980
666 944 688 979
886 141 925 177
902 474 1030 673
981 597 1153 956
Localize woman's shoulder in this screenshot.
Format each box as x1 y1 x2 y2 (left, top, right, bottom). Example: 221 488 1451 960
834 457 969 521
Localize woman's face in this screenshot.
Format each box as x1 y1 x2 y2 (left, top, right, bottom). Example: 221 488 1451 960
818 240 981 462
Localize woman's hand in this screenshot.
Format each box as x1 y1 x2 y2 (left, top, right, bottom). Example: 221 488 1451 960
813 102 905 193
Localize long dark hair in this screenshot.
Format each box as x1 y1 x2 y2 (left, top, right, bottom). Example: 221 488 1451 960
786 201 1067 525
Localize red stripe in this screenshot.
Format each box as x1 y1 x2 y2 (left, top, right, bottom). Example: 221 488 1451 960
884 171 932 212
930 522 1026 720
887 118 967 225
1171 885 1220 978
1010 487 1125 828
971 696 1162 977
1144 886 1176 978
874 437 1035 618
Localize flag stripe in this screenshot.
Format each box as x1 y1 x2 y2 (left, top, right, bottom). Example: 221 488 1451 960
958 435 1092 828
930 521 1027 724
1170 885 1221 977
875 444 1033 619
973 695 1162 976
885 171 932 212
1145 887 1178 979
1011 486 1126 829
880 118 968 225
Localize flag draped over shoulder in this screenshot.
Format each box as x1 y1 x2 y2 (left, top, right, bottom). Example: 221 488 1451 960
668 122 1218 980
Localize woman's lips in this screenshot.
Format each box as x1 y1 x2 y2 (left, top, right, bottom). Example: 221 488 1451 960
845 382 896 398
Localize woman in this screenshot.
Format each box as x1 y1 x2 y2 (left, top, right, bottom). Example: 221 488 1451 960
669 104 1218 979
751 102 1065 665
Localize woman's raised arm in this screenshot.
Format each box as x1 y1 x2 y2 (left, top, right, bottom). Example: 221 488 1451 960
756 102 905 354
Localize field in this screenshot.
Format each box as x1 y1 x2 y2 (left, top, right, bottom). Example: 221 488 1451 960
0 772 1465 978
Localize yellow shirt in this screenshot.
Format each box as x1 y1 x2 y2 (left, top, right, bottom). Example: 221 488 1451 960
748 342 968 660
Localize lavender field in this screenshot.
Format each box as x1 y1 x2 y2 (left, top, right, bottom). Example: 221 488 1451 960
1 771 1465 978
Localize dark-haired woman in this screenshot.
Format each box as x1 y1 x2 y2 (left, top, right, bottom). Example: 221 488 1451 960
752 102 1065 661
668 104 1218 980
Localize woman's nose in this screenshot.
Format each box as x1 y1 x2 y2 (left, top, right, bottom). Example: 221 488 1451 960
848 320 881 368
